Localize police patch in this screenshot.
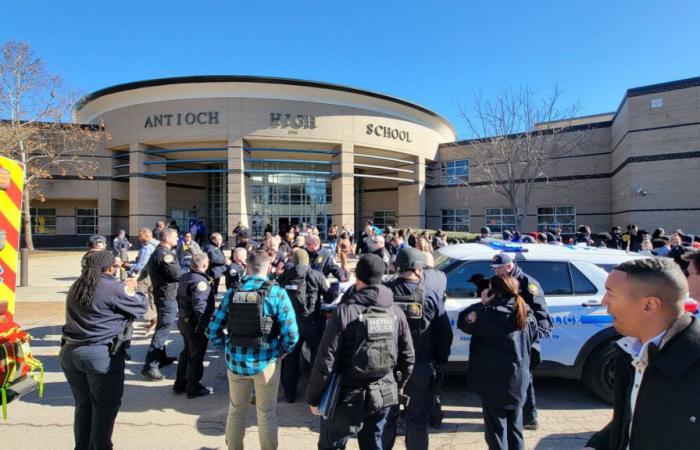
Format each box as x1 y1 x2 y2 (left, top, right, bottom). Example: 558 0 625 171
528 283 539 296
196 281 208 292
466 311 477 323
406 303 423 319
231 291 259 304
124 285 136 296
367 317 394 336
164 254 174 263
317 256 323 264
248 245 254 252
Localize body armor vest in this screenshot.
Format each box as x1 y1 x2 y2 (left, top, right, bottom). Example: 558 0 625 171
343 304 398 381
392 280 428 339
227 281 278 349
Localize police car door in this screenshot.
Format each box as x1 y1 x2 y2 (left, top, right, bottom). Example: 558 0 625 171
443 260 492 362
517 260 608 368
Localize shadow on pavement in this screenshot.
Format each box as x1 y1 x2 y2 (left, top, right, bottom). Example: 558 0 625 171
534 431 595 449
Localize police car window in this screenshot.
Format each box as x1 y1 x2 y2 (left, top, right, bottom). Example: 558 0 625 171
570 264 598 295
595 264 617 273
445 261 492 298
518 261 573 295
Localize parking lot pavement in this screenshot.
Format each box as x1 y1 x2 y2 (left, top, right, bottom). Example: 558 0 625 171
4 251 613 449
7 303 612 450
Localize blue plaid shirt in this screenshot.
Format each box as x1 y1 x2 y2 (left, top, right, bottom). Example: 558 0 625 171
206 274 299 376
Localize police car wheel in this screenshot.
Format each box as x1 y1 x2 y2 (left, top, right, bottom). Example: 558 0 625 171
582 339 616 405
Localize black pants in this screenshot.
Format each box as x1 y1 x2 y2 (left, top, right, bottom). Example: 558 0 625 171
282 316 322 399
144 297 178 371
481 402 524 450
523 372 537 423
382 359 434 450
174 317 208 393
319 403 390 450
59 344 125 450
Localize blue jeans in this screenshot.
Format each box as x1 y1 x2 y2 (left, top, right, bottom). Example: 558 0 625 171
59 344 126 450
143 297 178 371
319 403 390 450
382 359 434 450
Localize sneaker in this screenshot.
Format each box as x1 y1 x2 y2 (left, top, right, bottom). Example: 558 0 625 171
141 367 165 381
187 385 214 399
524 419 539 430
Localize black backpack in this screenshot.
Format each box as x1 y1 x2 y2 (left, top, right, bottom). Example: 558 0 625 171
346 305 398 380
281 268 309 316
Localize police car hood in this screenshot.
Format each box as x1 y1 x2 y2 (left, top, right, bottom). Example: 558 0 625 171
350 284 395 308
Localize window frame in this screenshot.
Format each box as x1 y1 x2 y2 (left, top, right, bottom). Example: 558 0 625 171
30 207 57 235
441 159 469 185
372 210 397 230
537 206 576 234
441 208 470 232
75 208 98 235
485 207 517 233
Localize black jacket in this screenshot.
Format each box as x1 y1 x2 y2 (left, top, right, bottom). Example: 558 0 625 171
458 297 537 408
306 284 415 406
276 264 334 318
309 248 347 281
147 245 182 301
586 314 700 450
383 277 452 364
203 243 227 279
176 270 211 322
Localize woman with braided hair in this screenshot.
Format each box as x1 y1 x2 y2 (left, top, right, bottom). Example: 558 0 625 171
59 250 148 450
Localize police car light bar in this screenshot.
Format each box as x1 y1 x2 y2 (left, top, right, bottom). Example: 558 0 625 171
482 239 529 253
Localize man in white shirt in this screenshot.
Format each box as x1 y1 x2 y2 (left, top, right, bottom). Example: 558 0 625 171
585 257 700 450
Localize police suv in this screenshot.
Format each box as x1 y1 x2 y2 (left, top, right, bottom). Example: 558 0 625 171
435 240 699 404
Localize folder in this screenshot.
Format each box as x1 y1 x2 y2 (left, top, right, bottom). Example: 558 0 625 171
318 373 342 420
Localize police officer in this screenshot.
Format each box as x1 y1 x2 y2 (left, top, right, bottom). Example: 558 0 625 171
382 248 452 450
277 248 334 403
491 252 552 430
225 247 247 291
306 234 347 281
81 234 107 269
458 274 537 450
174 253 214 398
60 250 148 450
142 227 183 380
234 228 259 255
203 232 227 310
306 254 415 450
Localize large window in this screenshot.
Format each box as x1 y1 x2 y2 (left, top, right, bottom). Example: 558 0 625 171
30 208 56 234
441 208 470 232
485 208 517 233
373 210 397 230
76 208 98 235
537 206 576 234
518 261 572 295
442 160 469 185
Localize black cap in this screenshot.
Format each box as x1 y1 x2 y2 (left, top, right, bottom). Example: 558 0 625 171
480 226 491 234
491 253 514 267
88 234 107 248
395 247 426 272
238 228 251 238
468 273 487 283
355 254 386 286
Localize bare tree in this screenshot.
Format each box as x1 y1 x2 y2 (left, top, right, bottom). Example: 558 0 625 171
0 41 104 250
458 86 586 231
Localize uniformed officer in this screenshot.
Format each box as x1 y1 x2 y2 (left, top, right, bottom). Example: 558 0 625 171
234 228 260 255
306 254 415 450
203 232 227 312
60 250 148 450
458 274 537 450
491 252 553 430
80 234 107 269
174 253 214 398
225 247 247 291
382 248 453 450
306 234 347 281
142 227 183 380
277 249 334 403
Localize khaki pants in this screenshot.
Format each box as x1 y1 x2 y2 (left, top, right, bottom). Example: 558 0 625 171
225 361 281 450
136 274 157 321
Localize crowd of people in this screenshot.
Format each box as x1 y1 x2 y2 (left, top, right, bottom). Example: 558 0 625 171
58 219 700 450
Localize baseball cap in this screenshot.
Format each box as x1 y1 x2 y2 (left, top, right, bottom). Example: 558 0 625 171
355 254 386 285
88 234 107 248
238 228 251 238
480 226 491 235
491 253 514 268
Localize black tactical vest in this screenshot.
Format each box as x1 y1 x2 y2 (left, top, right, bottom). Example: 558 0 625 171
226 281 278 349
392 279 428 339
344 305 398 380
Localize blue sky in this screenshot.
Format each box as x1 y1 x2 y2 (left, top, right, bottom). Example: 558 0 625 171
2 1 699 138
